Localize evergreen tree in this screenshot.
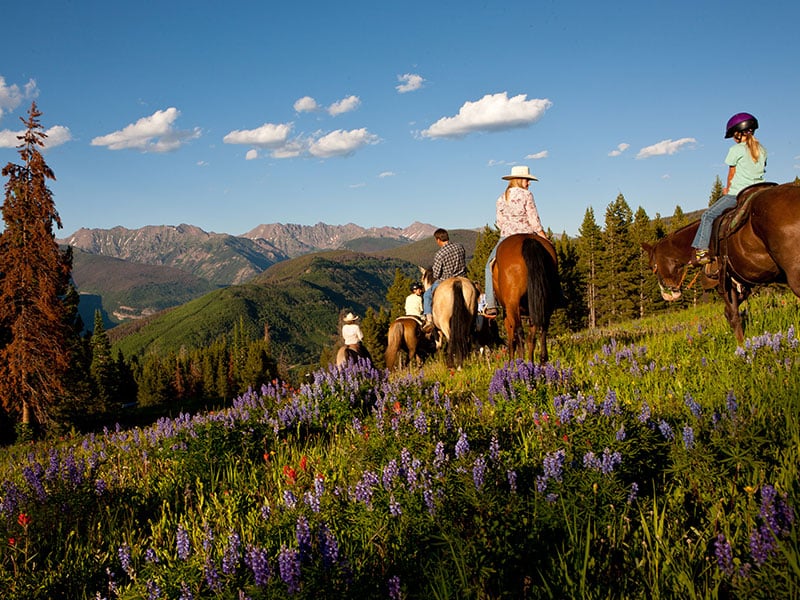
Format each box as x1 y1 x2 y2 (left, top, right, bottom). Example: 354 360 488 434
709 176 725 206
552 233 587 332
361 306 389 369
669 205 688 232
597 194 638 325
0 103 75 434
577 207 603 329
386 269 414 319
467 225 500 286
631 207 659 318
90 310 118 414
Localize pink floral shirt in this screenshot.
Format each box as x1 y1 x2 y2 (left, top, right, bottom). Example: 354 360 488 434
495 187 544 237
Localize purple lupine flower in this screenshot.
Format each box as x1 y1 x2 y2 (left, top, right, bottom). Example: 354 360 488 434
615 424 626 441
118 543 134 578
749 524 775 566
278 546 301 595
638 401 651 423
546 493 559 504
423 486 436 515
144 548 159 563
600 449 622 474
204 559 221 591
682 425 695 449
684 393 702 418
283 490 298 509
454 429 469 459
383 459 399 490
178 582 194 600
583 451 601 471
388 575 402 600
296 516 312 560
318 524 339 568
146 579 162 600
222 532 241 575
176 525 191 560
627 482 639 504
433 441 447 476
507 469 517 493
95 478 107 496
414 407 428 434
389 495 402 517
535 475 548 493
542 449 566 482
489 435 500 462
658 420 674 441
244 546 270 587
601 389 619 416
472 455 487 491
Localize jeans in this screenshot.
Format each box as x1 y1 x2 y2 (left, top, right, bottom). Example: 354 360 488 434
483 238 505 309
691 194 736 250
423 281 440 315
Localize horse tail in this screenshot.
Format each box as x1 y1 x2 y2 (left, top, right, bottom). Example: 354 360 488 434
522 237 560 328
385 320 403 370
449 280 473 366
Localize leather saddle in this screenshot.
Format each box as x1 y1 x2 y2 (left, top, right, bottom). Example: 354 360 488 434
709 182 777 257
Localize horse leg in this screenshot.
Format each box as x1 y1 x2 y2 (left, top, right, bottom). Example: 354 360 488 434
504 305 521 359
721 286 744 344
537 326 548 364
527 322 537 364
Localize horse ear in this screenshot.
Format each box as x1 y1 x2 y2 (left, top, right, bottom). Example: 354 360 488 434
419 266 425 275
641 242 653 256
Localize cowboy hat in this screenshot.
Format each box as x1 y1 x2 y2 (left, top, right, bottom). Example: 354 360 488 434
502 165 538 181
343 312 360 323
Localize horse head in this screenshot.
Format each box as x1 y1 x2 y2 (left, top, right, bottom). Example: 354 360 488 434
641 239 689 302
419 266 434 290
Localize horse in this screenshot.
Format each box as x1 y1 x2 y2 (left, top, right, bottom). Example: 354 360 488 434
491 233 562 364
335 344 371 367
420 268 479 368
641 182 800 343
385 316 435 370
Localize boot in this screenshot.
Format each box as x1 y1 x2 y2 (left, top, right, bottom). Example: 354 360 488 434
422 314 434 332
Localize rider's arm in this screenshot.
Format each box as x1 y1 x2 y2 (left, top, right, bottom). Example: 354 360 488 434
724 166 735 195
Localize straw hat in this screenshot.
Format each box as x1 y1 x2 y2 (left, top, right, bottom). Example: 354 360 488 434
502 165 538 181
343 312 360 323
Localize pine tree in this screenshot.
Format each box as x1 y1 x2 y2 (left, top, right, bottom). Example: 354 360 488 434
552 233 587 332
90 310 118 414
631 207 659 319
669 205 688 232
0 103 75 434
577 207 603 329
361 307 389 368
597 194 638 325
386 269 414 319
467 225 500 286
709 176 725 206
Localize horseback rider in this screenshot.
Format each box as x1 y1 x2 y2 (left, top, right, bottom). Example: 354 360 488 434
422 228 466 330
341 312 366 353
405 282 424 317
483 165 546 318
692 112 767 265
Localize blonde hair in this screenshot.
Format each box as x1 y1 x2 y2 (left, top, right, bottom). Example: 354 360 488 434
504 178 528 201
737 131 763 162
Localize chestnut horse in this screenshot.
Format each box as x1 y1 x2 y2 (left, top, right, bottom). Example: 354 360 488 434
492 233 562 364
642 182 800 342
385 316 435 370
420 269 479 368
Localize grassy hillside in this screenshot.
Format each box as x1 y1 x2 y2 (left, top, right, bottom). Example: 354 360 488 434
370 228 480 268
1 290 797 598
71 248 218 327
112 251 417 366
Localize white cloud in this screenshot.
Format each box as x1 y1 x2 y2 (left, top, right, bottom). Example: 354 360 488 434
308 128 379 158
396 73 424 93
294 96 319 112
270 138 308 159
636 138 696 159
91 107 200 152
608 143 630 157
0 125 72 149
0 76 38 120
223 122 292 147
526 150 549 160
328 95 361 116
245 149 259 160
378 171 395 178
422 93 552 139
349 182 366 189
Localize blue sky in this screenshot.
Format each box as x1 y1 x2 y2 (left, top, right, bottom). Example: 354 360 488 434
1 0 798 238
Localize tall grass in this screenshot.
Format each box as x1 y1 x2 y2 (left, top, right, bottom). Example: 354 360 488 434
0 290 797 598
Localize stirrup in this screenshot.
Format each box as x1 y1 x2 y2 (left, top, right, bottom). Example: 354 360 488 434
483 307 498 319
694 249 710 265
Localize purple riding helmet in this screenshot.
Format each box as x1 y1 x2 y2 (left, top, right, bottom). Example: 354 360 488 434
725 112 758 138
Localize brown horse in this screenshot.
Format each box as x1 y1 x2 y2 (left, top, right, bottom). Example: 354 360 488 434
335 344 371 367
642 182 800 342
385 316 435 370
492 233 562 363
420 269 479 368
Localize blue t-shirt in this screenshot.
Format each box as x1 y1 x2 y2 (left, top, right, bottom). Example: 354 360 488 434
725 141 767 195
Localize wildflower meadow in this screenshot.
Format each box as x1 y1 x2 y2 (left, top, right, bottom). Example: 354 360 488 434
0 291 798 599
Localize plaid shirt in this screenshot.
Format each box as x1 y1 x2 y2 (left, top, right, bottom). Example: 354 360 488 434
432 242 467 281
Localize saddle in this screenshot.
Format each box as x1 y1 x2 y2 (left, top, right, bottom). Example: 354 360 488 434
709 182 777 257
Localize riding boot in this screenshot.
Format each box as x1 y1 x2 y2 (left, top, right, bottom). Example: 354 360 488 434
422 314 434 332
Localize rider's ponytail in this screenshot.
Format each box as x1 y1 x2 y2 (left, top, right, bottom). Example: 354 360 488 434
740 131 762 163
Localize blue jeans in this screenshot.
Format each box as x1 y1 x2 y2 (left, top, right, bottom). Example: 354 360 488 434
692 194 736 250
483 238 505 309
423 281 440 315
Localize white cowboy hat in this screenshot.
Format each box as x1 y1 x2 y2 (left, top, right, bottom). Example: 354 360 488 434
502 165 538 181
343 312 360 323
